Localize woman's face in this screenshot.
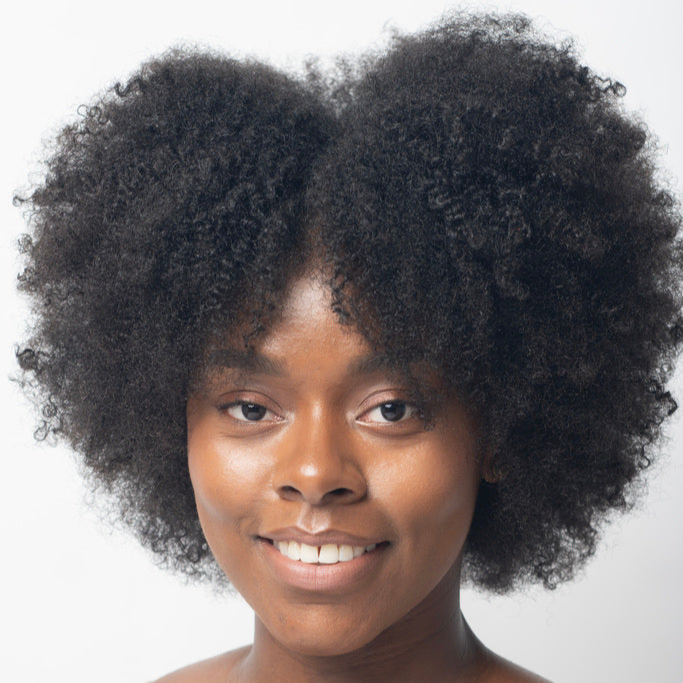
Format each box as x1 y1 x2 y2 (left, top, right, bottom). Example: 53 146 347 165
187 274 483 656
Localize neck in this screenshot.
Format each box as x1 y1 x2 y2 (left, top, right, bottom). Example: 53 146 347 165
238 564 484 683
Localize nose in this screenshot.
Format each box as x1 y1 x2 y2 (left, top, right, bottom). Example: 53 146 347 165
273 411 367 506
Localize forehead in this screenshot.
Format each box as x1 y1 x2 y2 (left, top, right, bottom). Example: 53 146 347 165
206 274 381 374
197 272 446 396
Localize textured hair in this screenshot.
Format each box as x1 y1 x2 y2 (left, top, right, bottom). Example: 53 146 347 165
16 50 335 580
16 14 683 591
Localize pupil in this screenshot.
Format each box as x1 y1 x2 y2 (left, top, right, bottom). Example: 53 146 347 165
380 402 406 422
242 403 266 421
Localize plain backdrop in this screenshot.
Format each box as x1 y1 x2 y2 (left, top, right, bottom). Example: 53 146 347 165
1 1 681 682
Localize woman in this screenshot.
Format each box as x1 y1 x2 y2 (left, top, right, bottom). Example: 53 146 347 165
15 13 682 683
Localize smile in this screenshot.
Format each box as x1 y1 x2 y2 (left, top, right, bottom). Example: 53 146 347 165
273 540 378 564
261 537 389 592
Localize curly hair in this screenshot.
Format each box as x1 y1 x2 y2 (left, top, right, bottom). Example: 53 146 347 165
16 14 683 592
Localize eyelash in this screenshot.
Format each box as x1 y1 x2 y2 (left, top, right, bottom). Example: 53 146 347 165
360 401 418 424
219 398 419 425
221 400 280 423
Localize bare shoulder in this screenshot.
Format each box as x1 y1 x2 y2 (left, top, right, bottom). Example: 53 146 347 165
475 650 553 683
150 646 250 683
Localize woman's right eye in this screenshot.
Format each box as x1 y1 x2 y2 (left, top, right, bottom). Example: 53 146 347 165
224 401 275 422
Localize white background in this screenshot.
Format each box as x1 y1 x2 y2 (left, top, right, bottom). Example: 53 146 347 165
1 1 682 682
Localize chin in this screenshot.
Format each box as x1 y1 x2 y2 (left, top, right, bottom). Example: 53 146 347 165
260 612 387 659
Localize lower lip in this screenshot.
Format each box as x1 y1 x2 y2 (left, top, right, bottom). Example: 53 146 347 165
260 540 389 592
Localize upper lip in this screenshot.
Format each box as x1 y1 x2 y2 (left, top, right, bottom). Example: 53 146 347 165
260 527 387 548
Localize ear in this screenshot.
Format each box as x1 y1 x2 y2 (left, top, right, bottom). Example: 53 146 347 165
481 450 504 484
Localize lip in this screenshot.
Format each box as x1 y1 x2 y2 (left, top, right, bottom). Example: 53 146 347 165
260 526 386 548
259 537 389 592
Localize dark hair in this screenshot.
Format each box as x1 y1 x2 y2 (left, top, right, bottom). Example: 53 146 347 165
16 14 683 592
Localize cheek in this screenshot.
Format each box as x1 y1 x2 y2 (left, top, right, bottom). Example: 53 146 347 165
187 427 268 567
371 437 481 550
189 434 262 512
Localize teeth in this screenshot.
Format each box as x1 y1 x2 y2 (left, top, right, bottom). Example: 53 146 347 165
339 544 354 562
273 540 378 564
300 543 319 563
318 544 339 564
287 541 301 561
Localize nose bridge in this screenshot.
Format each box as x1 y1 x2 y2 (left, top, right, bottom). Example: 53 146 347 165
274 402 366 505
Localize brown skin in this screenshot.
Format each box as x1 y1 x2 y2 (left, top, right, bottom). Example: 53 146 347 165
158 272 551 683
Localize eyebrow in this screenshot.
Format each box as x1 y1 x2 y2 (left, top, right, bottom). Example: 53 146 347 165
206 348 399 379
207 349 286 377
347 352 399 377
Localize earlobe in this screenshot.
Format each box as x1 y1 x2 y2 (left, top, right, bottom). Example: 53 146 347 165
481 452 504 484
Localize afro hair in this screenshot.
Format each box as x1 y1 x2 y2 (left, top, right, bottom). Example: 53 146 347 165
16 14 683 591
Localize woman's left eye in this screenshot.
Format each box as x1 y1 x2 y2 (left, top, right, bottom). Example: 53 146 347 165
224 401 275 422
361 401 416 424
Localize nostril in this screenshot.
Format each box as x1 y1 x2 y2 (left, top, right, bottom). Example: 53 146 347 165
321 487 357 504
275 471 367 504
277 485 302 501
